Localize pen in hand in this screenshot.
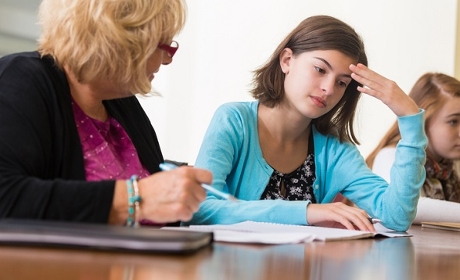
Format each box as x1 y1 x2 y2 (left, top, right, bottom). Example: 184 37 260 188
159 162 239 202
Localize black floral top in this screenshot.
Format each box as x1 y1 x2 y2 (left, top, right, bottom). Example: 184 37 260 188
260 133 317 203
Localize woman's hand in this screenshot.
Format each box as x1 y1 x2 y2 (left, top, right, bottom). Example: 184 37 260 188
350 63 419 117
307 202 376 232
109 167 211 224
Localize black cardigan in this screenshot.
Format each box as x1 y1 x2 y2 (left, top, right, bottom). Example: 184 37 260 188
0 52 163 222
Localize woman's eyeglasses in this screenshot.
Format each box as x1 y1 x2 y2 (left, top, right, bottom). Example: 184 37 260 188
157 41 179 58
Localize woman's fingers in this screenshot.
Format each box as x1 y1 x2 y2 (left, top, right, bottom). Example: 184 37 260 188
137 167 211 222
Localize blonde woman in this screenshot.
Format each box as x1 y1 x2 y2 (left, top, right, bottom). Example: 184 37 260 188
0 0 210 225
367 73 460 224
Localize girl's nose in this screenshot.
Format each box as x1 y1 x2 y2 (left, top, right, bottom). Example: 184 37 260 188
321 79 335 96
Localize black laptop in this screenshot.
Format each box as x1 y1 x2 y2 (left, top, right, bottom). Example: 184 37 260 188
0 219 213 254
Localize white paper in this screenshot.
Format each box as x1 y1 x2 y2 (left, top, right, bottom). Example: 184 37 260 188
187 221 410 243
212 230 315 244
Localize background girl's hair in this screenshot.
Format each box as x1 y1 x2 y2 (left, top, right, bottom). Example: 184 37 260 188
366 73 460 168
251 15 367 144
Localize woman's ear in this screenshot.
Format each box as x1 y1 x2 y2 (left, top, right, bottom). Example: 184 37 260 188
279 48 293 74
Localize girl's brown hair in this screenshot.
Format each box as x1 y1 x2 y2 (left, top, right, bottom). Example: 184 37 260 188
251 15 368 144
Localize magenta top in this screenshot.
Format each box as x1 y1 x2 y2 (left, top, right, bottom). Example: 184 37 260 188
72 100 166 226
72 100 150 181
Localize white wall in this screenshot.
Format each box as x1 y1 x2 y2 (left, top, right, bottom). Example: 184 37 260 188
143 0 458 164
0 0 40 56
1 0 457 165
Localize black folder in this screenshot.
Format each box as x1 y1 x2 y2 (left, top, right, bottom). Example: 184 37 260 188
0 219 213 254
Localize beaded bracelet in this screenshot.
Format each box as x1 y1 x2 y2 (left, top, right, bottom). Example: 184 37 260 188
126 175 142 228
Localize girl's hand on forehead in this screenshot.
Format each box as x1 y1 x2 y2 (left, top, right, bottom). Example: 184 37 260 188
349 63 419 117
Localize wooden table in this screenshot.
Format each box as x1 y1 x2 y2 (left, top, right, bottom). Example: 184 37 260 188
0 225 459 280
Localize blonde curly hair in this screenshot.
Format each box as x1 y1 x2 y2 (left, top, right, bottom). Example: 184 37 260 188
38 0 185 94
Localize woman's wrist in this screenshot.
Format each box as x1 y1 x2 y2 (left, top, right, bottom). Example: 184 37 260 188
108 180 129 225
126 175 142 227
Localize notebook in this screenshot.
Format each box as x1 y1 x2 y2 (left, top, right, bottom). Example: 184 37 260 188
0 219 213 254
176 221 410 244
421 221 460 232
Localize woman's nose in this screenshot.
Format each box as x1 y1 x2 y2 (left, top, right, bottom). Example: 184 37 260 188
162 54 173 65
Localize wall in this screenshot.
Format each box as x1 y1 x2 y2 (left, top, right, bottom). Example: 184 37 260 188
146 0 458 164
1 0 458 165
0 0 40 56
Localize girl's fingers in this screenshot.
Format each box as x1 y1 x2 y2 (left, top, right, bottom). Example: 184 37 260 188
337 203 376 232
350 63 385 82
350 64 388 92
331 204 375 232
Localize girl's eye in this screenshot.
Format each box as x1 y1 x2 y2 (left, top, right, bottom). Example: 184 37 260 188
314 66 326 74
338 81 348 88
448 119 458 126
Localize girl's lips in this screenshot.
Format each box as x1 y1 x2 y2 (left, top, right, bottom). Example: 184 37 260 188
311 96 326 108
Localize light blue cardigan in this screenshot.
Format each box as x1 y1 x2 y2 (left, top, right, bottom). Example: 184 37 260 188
187 101 427 231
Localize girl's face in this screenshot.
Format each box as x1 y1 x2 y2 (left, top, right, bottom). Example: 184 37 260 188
280 49 356 119
426 96 460 162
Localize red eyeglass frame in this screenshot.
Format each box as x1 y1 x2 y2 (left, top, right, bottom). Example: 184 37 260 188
157 41 179 58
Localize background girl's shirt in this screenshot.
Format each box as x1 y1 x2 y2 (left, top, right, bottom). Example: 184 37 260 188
373 147 460 224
